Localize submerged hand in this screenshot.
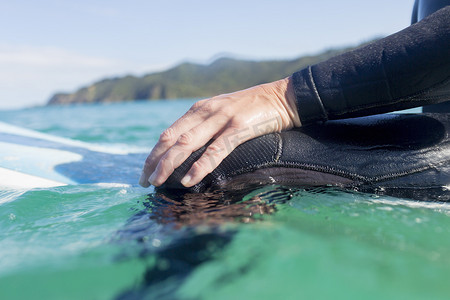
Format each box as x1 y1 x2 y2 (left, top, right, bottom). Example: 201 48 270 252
139 77 300 188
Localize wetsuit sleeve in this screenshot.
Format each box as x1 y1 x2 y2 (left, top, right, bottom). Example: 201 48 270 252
291 6 450 125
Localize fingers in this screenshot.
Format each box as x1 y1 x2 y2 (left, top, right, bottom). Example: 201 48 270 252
142 115 229 187
139 100 210 187
139 126 186 187
180 126 253 187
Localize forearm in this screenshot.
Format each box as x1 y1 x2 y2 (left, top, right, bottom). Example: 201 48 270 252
291 6 450 125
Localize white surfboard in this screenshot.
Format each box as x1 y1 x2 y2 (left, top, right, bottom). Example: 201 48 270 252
0 121 146 193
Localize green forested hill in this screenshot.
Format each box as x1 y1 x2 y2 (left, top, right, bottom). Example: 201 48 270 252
47 44 361 105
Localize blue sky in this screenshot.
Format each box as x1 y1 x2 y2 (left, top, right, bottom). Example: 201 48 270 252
0 0 414 109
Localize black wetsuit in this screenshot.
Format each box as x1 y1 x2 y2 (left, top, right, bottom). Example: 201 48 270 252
292 1 450 125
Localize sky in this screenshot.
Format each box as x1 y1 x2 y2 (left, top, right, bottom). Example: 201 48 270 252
0 0 414 110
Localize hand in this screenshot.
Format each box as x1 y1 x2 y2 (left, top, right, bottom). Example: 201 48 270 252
139 77 301 188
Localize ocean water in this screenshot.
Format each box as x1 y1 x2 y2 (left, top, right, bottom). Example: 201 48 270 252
0 101 449 300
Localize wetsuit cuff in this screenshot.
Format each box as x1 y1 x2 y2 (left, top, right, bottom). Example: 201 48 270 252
292 66 328 125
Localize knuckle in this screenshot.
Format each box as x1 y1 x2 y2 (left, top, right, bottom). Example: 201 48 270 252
159 127 176 144
177 132 193 146
159 156 173 170
191 159 211 174
190 144 228 176
218 105 234 118
160 149 188 174
144 155 152 166
191 100 205 110
194 144 226 172
205 143 225 157
198 101 215 114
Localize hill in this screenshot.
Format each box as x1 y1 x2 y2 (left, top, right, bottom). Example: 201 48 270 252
47 44 362 105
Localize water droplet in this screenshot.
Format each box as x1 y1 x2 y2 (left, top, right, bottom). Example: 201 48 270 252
152 238 161 247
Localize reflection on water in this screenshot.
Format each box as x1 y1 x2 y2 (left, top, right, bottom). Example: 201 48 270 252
114 186 293 299
112 185 450 299
147 190 277 227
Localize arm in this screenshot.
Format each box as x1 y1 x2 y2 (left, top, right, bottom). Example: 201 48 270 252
139 6 449 188
292 6 450 125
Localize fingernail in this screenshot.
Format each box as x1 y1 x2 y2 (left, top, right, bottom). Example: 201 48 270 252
148 171 157 185
181 174 192 186
139 171 150 187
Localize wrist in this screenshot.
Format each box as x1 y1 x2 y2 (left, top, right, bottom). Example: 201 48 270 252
280 76 301 127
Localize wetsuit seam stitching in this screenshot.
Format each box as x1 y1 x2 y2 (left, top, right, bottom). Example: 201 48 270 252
288 159 449 182
308 66 328 121
274 133 283 163
224 157 449 184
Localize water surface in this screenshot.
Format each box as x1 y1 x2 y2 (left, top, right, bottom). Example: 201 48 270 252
0 101 449 300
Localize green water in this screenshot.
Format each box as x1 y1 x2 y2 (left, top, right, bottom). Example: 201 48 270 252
0 101 449 300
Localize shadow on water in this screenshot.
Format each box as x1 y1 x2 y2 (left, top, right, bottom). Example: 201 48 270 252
113 186 293 300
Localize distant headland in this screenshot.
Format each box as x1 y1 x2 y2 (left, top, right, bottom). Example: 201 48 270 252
47 41 371 106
